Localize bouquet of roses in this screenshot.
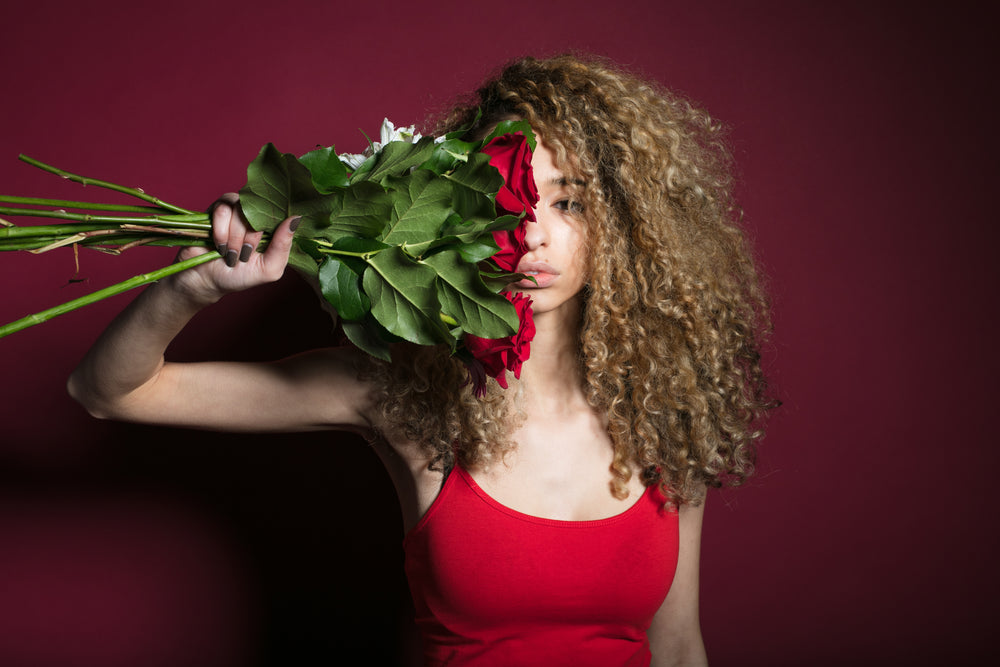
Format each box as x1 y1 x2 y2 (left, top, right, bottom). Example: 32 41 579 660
0 118 538 394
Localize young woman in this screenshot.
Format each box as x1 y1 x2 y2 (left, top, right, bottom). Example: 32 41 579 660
68 55 775 666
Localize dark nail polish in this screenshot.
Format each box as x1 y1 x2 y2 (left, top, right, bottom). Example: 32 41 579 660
225 249 238 267
239 243 253 263
217 243 228 258
289 216 302 233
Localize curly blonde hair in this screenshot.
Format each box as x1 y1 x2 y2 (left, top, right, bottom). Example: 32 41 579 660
362 54 777 506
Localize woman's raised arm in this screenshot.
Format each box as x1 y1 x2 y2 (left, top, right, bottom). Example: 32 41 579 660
67 195 375 435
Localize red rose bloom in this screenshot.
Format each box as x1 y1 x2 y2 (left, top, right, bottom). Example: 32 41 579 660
490 221 527 274
464 292 535 395
480 133 538 273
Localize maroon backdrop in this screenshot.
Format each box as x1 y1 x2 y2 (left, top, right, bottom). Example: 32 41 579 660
1 1 995 665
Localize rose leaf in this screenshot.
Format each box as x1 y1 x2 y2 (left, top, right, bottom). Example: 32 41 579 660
239 143 331 233
481 121 537 151
355 137 436 184
314 182 393 240
317 256 370 322
342 317 392 362
378 170 454 255
363 246 453 346
423 250 518 339
446 152 505 197
299 146 350 193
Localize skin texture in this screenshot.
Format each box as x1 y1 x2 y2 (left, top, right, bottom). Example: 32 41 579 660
510 140 589 318
67 145 706 666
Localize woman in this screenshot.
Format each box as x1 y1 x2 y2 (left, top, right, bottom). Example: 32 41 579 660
68 55 775 666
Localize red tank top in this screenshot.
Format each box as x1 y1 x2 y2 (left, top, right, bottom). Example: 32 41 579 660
403 464 679 666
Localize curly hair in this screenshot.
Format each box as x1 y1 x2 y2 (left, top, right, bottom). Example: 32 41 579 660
362 54 777 506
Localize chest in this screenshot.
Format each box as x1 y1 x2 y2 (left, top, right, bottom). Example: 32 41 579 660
470 418 646 522
403 466 679 658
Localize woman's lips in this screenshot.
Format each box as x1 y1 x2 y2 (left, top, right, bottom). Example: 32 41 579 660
514 262 558 288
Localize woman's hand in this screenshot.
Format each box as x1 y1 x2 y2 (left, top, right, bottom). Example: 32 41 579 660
169 193 300 306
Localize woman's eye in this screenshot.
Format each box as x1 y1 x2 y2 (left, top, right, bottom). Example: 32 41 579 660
555 199 583 214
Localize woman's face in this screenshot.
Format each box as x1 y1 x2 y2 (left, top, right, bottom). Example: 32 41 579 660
508 139 589 319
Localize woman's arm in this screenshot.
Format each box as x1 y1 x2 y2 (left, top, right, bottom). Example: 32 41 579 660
67 195 374 434
648 500 708 667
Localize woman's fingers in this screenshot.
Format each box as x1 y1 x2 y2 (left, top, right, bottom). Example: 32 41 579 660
259 215 301 279
208 193 248 267
202 195 298 289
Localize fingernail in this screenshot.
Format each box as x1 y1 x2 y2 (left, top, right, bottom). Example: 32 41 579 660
217 243 228 257
239 243 253 263
225 249 238 267
289 216 302 233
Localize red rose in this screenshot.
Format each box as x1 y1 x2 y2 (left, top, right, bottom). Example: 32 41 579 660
490 221 527 273
463 292 535 395
481 132 538 221
480 133 538 273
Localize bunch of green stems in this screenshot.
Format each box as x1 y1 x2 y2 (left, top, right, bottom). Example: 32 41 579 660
0 156 230 338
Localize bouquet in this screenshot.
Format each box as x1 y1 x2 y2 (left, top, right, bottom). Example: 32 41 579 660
0 118 539 394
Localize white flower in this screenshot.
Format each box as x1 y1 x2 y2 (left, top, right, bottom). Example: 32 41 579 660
379 118 422 145
338 152 368 170
339 118 427 170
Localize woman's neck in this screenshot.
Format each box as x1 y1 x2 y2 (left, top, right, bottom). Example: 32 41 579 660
518 297 587 412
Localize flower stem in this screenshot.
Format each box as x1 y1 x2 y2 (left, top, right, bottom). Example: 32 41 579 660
18 154 198 215
0 206 208 228
0 195 167 214
0 251 219 338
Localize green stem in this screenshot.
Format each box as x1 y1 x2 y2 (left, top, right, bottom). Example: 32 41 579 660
0 236 211 252
0 195 168 213
18 154 197 215
0 252 220 338
1 223 119 239
0 206 208 228
323 248 378 259
27 227 210 253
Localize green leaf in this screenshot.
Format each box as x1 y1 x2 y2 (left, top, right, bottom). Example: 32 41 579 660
444 108 482 141
482 120 537 151
287 241 322 277
342 318 392 362
299 146 350 192
239 143 331 233
318 256 369 322
363 246 452 346
330 236 390 253
327 236 389 273
447 152 505 199
311 182 392 240
422 138 477 175
441 213 519 243
348 154 377 181
423 250 518 339
453 240 499 264
480 267 530 292
379 170 454 255
294 237 326 261
417 212 514 258
354 138 436 184
449 183 498 226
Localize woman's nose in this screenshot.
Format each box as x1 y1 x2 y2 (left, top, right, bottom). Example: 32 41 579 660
522 211 547 250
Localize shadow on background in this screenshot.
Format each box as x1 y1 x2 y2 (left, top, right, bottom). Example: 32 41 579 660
0 277 420 666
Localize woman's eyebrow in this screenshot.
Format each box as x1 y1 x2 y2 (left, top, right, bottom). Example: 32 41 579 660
550 176 587 187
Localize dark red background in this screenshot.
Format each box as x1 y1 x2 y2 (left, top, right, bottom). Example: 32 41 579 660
1 1 995 665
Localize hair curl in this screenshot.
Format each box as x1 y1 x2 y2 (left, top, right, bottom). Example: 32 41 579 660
362 54 778 506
